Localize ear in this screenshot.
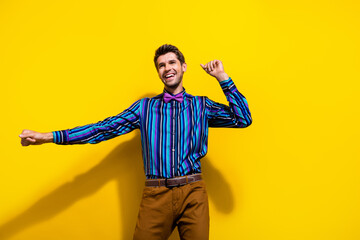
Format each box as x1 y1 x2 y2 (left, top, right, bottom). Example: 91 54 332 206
182 63 187 72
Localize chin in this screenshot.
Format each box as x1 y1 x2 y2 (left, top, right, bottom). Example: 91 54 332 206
163 80 177 87
165 84 177 89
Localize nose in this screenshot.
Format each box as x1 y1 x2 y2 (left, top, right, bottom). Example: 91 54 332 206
165 63 171 72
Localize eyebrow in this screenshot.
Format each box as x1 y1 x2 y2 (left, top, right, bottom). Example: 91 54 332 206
159 59 174 65
159 59 176 64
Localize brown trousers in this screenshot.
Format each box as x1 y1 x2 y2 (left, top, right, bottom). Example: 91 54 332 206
133 180 209 240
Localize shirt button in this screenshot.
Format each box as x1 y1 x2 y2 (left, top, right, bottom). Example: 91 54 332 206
172 149 175 152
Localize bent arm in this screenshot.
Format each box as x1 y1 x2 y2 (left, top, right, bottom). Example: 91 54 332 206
200 59 252 128
206 78 252 128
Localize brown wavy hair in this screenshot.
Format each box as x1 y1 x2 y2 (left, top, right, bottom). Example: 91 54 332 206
154 44 185 69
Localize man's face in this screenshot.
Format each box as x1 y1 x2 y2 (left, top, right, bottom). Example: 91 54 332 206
156 52 187 90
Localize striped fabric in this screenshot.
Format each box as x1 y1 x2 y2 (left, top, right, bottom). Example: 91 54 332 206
53 78 252 179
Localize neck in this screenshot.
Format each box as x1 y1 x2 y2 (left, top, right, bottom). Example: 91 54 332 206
165 83 183 95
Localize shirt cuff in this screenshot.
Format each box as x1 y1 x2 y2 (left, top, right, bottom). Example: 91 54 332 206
219 77 238 95
52 130 69 144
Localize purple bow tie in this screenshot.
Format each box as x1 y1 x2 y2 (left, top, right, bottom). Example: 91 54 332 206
163 92 184 103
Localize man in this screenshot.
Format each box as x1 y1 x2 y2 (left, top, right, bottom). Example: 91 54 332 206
19 44 252 240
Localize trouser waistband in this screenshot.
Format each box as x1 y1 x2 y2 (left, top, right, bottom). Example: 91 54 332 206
145 174 202 188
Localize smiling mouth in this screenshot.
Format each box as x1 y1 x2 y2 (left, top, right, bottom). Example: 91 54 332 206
164 73 175 80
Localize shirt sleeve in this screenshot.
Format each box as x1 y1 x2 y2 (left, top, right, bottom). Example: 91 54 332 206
206 78 252 128
52 99 142 144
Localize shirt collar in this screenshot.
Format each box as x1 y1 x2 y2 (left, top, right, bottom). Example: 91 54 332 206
163 88 186 97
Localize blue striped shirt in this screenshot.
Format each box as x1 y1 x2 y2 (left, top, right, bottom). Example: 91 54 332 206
53 78 252 179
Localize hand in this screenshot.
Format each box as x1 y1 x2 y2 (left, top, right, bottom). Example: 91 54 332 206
19 129 53 146
200 60 229 82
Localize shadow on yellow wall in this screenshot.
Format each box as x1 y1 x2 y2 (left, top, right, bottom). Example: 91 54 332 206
0 128 235 240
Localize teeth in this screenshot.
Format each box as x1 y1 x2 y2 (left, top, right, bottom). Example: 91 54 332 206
166 74 174 78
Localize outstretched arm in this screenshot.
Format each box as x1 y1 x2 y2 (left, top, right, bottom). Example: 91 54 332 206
19 99 142 146
19 130 53 146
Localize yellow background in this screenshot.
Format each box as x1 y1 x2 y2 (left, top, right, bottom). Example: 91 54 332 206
1 0 359 239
